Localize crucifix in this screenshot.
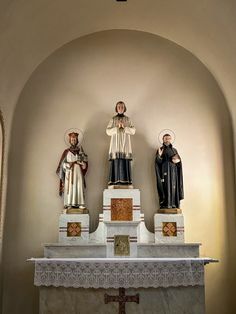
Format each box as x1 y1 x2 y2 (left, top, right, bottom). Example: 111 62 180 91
104 288 139 314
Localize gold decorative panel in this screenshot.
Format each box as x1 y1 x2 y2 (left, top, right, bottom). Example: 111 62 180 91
111 198 133 221
114 235 130 256
67 222 81 237
162 222 177 237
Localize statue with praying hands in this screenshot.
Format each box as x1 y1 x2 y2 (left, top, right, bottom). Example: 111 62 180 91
106 101 135 186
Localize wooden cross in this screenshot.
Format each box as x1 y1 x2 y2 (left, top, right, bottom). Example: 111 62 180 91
104 288 139 314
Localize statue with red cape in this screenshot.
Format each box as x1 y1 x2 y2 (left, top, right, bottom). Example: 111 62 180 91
56 131 88 210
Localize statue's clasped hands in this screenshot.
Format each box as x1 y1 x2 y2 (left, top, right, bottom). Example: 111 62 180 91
118 122 124 129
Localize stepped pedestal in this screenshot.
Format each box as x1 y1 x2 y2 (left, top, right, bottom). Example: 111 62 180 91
45 189 200 258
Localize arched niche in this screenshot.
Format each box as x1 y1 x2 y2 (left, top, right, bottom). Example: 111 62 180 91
2 30 235 314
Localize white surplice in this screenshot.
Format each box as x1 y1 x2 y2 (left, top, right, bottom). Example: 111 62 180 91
106 115 136 160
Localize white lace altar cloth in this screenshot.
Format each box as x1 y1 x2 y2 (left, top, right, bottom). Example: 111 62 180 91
30 258 213 289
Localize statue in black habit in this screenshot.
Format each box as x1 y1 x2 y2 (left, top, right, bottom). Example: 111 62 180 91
155 134 184 209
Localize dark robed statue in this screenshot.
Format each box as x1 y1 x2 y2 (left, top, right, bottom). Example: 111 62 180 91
106 101 135 186
155 134 184 209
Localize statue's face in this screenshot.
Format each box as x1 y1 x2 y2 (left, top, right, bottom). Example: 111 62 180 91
117 103 125 114
69 136 78 146
163 135 172 146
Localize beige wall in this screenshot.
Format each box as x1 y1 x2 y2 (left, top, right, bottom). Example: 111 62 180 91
1 30 235 314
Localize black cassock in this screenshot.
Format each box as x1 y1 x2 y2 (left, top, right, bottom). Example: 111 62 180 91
155 144 184 208
108 159 132 185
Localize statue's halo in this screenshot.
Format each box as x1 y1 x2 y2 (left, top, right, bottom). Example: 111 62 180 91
158 129 176 144
64 128 84 146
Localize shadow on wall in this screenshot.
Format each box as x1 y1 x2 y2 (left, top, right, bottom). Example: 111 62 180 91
205 86 236 314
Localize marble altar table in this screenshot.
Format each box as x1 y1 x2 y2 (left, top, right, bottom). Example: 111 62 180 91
29 257 216 314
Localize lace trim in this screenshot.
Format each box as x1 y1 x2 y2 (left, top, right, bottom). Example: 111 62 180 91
34 260 204 288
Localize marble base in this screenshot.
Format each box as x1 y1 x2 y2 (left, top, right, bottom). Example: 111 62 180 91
138 243 200 258
39 286 205 314
108 185 134 189
43 243 200 258
44 243 106 258
157 208 182 214
59 214 89 244
155 213 184 243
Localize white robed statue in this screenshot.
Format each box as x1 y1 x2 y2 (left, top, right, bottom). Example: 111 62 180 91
56 131 88 209
106 101 135 186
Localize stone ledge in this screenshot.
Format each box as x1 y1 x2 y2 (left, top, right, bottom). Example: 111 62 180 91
43 242 201 258
44 243 106 258
138 243 201 258
104 221 140 226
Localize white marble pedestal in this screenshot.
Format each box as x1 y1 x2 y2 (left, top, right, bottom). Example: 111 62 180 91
154 213 185 243
59 214 89 244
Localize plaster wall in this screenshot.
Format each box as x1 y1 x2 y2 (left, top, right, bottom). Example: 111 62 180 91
2 30 235 314
1 0 236 138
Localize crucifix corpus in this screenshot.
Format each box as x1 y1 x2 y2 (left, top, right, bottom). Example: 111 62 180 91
104 288 139 314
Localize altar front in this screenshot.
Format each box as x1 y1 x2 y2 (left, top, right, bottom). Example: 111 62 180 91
30 257 215 314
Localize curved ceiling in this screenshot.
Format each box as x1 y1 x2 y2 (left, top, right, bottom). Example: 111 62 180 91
0 0 236 133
